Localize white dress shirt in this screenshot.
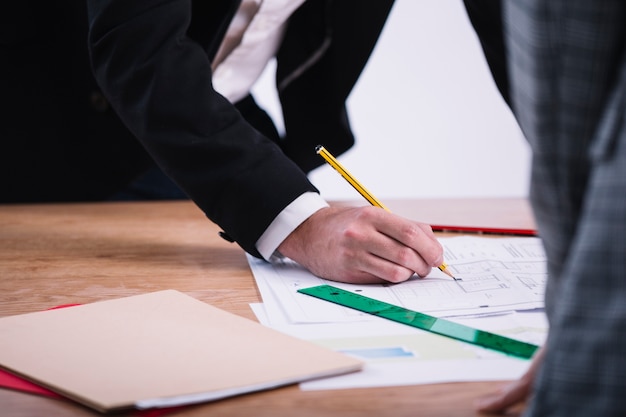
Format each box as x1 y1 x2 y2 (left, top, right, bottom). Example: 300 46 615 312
212 0 329 260
213 0 303 103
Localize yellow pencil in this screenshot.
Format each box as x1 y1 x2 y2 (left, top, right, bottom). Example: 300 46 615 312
315 145 457 280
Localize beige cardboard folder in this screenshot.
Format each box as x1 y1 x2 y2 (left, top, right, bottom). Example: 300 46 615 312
0 290 362 413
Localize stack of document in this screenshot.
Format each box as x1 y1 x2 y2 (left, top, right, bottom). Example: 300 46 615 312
248 236 549 390
0 290 363 412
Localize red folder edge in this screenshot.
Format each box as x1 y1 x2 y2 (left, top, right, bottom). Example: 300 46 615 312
430 224 537 236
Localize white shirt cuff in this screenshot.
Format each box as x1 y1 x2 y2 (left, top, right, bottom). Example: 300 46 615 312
256 192 329 261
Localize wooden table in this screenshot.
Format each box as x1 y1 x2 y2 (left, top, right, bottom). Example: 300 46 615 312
0 199 535 417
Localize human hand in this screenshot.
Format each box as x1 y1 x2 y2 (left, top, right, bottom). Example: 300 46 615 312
277 205 444 284
474 346 545 414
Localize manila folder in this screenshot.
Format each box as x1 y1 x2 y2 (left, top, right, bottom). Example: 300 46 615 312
0 290 362 412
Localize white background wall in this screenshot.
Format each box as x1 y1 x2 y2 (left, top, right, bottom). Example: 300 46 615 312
253 0 531 201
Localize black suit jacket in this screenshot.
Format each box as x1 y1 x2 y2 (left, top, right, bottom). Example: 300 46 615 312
1 1 392 256
85 0 394 256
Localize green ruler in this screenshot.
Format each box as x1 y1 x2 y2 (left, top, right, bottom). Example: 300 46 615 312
297 285 539 359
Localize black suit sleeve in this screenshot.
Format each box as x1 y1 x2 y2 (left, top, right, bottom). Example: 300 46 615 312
463 0 510 106
276 0 395 172
86 0 318 257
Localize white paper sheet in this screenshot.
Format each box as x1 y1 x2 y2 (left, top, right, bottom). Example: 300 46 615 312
248 236 549 390
249 236 546 325
250 301 547 390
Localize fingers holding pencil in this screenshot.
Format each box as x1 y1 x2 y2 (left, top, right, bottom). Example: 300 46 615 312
278 205 446 284
315 145 457 281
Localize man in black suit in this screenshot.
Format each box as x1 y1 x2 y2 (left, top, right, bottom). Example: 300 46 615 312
1 1 445 284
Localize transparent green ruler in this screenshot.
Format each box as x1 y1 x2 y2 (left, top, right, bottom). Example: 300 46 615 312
298 285 538 359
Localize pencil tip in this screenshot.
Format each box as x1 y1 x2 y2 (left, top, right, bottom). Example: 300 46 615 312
438 265 458 280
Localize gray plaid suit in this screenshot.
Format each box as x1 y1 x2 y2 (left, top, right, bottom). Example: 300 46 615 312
503 1 626 415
